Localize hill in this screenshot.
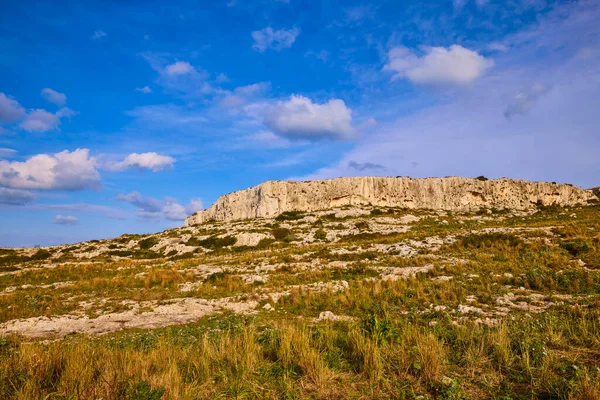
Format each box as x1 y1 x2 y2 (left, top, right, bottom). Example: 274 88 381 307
0 180 599 399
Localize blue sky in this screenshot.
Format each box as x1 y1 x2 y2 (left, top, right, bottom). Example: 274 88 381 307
1 0 599 247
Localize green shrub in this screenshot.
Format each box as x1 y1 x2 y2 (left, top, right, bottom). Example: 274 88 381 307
138 237 159 250
355 221 369 231
476 175 488 181
30 249 53 261
272 228 296 243
275 211 305 221
314 229 327 241
256 238 276 249
459 233 523 249
199 235 237 249
560 239 591 257
122 381 165 400
370 209 383 216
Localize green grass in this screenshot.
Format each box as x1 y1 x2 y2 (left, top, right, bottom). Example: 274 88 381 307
0 204 599 399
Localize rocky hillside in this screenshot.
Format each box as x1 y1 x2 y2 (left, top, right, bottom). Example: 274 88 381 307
186 176 596 225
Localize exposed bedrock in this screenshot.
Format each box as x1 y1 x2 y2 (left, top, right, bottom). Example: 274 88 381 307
185 177 596 225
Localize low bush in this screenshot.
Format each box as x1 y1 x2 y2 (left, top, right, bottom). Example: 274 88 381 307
275 211 305 221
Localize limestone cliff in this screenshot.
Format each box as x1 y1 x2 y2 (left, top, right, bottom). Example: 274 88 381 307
185 177 596 226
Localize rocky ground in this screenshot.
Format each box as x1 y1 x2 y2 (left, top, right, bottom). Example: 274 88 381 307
0 203 599 399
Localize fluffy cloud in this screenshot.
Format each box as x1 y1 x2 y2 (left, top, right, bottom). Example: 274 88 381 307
117 191 200 221
0 93 26 123
52 215 79 225
0 92 75 132
263 95 356 140
0 188 34 205
41 88 67 106
384 45 494 85
104 152 175 172
504 83 551 118
19 107 77 132
165 61 194 76
185 198 204 215
251 27 300 52
0 148 100 190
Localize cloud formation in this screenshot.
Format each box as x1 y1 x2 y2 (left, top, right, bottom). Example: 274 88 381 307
53 215 79 225
92 30 107 40
348 161 385 172
504 83 551 118
117 191 201 221
0 148 17 158
165 61 194 76
0 148 100 190
220 82 271 108
252 27 300 52
0 92 76 132
263 95 356 140
384 45 494 85
0 93 26 123
41 88 67 106
135 86 152 94
0 187 34 205
104 152 175 172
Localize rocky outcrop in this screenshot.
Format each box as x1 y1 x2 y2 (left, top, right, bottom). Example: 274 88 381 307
185 177 596 225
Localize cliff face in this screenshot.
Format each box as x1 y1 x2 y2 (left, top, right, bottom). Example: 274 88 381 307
185 177 596 226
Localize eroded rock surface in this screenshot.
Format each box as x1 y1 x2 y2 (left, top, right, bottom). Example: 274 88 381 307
186 177 595 225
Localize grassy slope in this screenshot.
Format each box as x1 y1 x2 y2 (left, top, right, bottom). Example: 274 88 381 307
0 204 599 399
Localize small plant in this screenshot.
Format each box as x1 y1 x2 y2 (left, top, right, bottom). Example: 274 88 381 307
275 211 305 221
355 221 369 231
199 235 237 249
138 237 159 250
125 381 165 400
256 238 276 249
560 239 591 257
30 249 52 261
272 228 296 243
476 175 489 181
314 229 327 241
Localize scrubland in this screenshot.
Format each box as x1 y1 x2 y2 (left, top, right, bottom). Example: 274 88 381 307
0 202 599 399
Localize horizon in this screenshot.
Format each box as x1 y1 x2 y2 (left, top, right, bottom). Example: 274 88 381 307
1 0 599 247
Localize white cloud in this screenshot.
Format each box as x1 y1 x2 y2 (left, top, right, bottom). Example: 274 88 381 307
19 107 77 132
104 152 175 172
0 148 17 158
263 95 356 140
384 45 494 85
301 2 600 189
41 88 67 106
135 86 152 94
117 191 200 221
19 109 59 132
52 215 79 226
248 130 292 148
0 148 100 190
165 61 194 76
488 42 509 52
92 30 107 40
504 83 551 118
215 73 230 83
220 82 271 108
0 93 25 123
185 198 204 215
251 27 300 52
0 188 34 205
